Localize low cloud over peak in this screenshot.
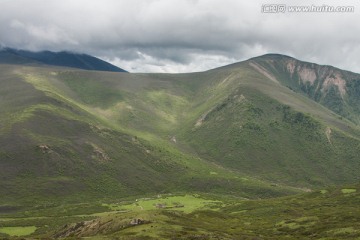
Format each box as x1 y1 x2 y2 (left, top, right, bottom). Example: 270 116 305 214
1 0 359 73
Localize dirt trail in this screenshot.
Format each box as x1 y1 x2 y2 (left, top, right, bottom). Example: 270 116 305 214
249 61 279 83
325 127 332 145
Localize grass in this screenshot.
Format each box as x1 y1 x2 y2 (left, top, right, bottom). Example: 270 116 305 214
341 188 357 194
1 62 360 204
104 194 221 214
0 226 36 236
60 73 124 108
275 216 318 230
180 85 360 187
327 227 358 235
0 185 358 239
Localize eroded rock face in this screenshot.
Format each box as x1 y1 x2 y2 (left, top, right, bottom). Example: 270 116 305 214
298 66 317 85
322 72 346 97
286 59 296 76
251 56 349 99
251 54 360 123
283 59 348 98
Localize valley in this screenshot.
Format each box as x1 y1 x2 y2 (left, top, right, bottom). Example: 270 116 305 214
1 53 360 239
2 186 360 239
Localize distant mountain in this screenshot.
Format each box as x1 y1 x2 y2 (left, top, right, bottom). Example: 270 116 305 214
0 47 127 72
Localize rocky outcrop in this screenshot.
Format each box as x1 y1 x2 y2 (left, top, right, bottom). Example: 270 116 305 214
53 217 150 238
252 54 360 124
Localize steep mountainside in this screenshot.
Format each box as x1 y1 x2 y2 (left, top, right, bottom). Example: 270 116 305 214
247 54 360 124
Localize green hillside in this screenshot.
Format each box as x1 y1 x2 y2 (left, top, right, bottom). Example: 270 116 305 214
0 64 298 205
1 53 360 204
1 53 360 238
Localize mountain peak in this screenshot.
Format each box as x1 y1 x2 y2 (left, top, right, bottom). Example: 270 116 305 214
253 53 295 59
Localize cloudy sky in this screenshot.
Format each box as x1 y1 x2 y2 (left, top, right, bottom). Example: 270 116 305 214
1 0 359 73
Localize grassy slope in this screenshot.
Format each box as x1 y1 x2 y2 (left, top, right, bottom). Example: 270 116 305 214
177 62 360 188
1 54 360 203
1 57 360 239
34 63 360 189
0 65 297 205
0 65 187 202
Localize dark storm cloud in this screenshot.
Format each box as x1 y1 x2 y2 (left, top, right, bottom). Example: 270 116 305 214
1 0 360 72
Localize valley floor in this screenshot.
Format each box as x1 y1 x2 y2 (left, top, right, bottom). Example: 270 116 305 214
1 186 360 239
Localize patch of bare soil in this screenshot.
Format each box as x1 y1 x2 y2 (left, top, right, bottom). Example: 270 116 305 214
249 61 279 83
325 127 332 145
53 217 150 238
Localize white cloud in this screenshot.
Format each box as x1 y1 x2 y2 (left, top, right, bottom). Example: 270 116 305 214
0 0 360 73
106 52 237 73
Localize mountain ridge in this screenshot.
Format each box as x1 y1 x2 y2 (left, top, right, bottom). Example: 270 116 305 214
245 54 360 124
0 47 127 72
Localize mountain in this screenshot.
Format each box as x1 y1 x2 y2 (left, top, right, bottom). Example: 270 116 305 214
0 47 127 72
176 54 360 187
2 53 360 239
0 64 292 204
247 54 360 124
1 53 360 205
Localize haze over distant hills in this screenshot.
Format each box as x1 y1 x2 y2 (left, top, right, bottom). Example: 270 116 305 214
0 47 127 72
